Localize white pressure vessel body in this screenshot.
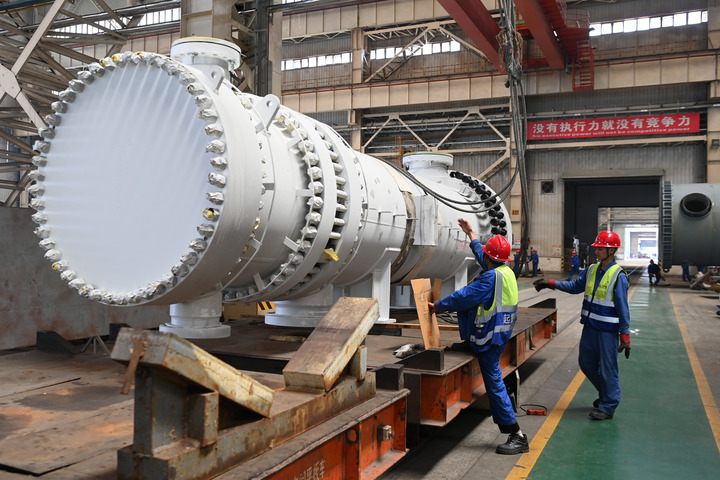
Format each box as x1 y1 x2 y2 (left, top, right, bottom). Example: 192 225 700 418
31 38 511 336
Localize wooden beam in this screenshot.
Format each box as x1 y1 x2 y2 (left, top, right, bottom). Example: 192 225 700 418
283 297 379 391
112 328 275 417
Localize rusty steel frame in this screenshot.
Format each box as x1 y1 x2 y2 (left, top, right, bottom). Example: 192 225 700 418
238 390 408 480
111 297 408 480
394 306 557 427
113 328 380 480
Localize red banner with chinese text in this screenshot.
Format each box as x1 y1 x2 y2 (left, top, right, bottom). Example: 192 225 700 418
528 113 700 140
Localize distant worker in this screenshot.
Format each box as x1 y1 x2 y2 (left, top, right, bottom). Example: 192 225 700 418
533 231 631 421
513 250 520 275
647 259 662 285
681 263 691 282
567 250 581 281
697 265 706 274
572 234 580 255
530 248 539 277
428 219 528 455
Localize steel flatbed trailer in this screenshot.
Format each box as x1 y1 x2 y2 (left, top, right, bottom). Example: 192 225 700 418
0 300 556 479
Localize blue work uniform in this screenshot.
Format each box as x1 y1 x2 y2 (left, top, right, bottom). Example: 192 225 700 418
681 264 690 281
568 254 581 280
554 261 630 416
435 239 520 433
530 252 539 277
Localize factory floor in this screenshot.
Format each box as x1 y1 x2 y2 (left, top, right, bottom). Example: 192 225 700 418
0 269 718 479
379 269 720 480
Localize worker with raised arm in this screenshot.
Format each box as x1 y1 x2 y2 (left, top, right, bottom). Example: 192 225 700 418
428 219 528 455
533 231 631 420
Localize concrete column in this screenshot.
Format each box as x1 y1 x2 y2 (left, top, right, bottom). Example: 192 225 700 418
708 4 720 183
349 109 362 151
708 1 720 50
181 0 234 39
351 27 367 84
268 9 283 98
350 28 367 151
706 103 720 183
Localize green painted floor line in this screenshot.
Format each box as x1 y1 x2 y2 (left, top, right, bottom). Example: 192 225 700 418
507 281 720 480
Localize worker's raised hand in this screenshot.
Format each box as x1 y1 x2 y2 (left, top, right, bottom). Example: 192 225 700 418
533 279 550 291
427 302 436 316
618 334 631 359
458 218 474 238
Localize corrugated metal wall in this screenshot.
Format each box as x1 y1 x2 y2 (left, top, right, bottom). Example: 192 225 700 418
527 83 706 115
527 143 705 265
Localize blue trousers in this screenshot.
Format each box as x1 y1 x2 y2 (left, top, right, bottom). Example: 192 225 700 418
579 326 621 415
477 344 518 432
532 262 538 277
567 266 580 280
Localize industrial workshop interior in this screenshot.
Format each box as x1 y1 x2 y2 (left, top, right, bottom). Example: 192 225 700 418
1 0 720 479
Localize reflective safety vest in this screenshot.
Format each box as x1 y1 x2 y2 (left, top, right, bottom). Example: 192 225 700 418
470 264 519 351
581 262 626 331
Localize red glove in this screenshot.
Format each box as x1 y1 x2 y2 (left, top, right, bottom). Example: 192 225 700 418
618 334 631 359
533 279 556 291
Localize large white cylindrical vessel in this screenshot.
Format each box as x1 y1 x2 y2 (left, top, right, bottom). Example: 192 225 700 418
30 38 511 337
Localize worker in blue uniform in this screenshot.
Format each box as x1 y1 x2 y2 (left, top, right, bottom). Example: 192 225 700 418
681 263 691 282
533 231 631 420
530 248 539 277
513 250 520 275
567 250 581 280
428 219 528 455
647 259 662 285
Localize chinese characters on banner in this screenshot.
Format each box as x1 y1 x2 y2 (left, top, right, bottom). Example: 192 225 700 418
528 113 700 140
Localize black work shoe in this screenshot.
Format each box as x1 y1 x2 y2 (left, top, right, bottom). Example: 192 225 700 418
589 408 613 420
496 433 529 455
593 398 599 408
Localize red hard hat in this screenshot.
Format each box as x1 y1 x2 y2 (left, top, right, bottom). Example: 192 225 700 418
572 250 577 254
482 235 511 262
592 231 621 248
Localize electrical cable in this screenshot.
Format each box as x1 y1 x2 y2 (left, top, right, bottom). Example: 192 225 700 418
383 151 521 214
375 1 531 237
497 0 531 273
436 312 457 325
519 404 548 416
